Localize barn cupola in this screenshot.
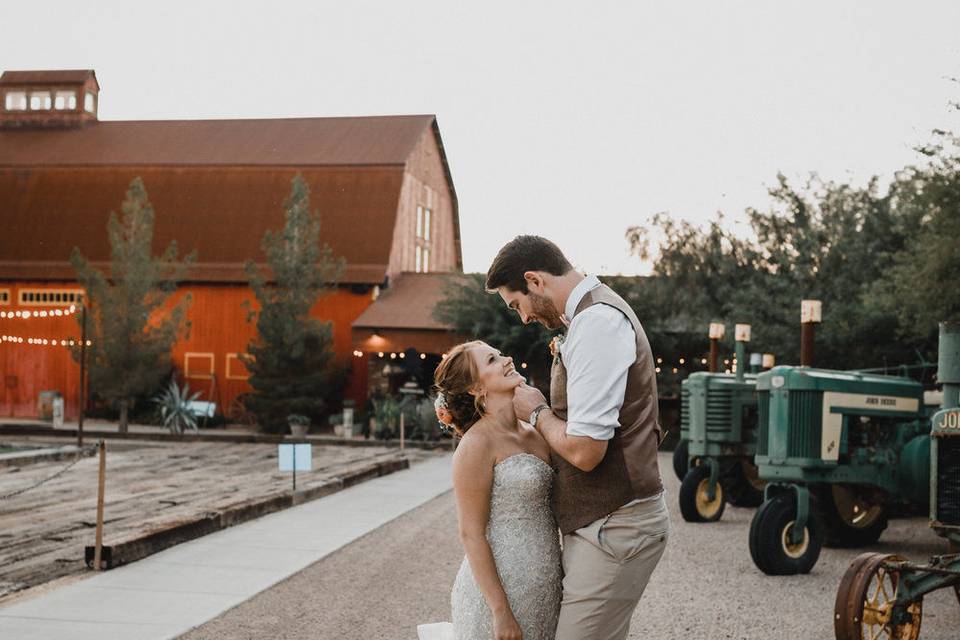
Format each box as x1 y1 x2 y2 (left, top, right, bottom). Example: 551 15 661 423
0 69 99 130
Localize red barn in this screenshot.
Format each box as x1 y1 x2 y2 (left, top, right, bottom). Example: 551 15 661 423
0 69 463 420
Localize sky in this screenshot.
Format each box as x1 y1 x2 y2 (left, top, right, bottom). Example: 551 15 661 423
3 1 959 275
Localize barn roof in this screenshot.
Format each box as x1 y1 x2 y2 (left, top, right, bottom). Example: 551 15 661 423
0 70 98 87
352 272 455 331
0 115 436 166
0 115 457 285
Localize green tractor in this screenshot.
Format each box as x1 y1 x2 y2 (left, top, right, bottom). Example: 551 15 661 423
677 323 769 522
748 302 933 574
832 322 960 640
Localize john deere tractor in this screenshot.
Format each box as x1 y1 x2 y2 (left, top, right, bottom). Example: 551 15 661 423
677 323 768 522
748 301 934 575
832 322 960 640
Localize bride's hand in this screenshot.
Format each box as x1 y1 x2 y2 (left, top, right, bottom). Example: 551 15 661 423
493 609 523 639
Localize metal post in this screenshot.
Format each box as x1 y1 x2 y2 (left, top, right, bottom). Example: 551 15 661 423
93 439 105 570
78 299 88 447
292 444 297 492
400 412 405 452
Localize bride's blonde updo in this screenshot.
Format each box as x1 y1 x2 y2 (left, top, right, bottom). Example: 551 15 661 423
433 340 487 436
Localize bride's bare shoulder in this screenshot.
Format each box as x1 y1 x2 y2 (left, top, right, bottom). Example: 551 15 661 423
452 424 494 467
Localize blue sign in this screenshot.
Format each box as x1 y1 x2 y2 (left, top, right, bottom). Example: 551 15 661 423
278 443 312 472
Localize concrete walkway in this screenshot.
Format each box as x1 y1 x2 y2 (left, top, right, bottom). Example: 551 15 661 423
0 453 453 640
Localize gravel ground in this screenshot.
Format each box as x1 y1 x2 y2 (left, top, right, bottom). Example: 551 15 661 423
182 453 959 639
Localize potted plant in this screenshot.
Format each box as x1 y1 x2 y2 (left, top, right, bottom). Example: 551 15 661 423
153 380 202 434
287 413 310 438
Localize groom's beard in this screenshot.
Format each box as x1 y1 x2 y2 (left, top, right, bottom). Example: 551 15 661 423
529 292 563 330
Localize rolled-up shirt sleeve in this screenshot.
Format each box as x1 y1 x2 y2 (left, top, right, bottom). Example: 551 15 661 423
562 304 637 441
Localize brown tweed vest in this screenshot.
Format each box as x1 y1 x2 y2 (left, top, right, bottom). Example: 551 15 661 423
550 284 663 535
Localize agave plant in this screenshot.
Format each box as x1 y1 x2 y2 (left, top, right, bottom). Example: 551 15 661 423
153 379 202 434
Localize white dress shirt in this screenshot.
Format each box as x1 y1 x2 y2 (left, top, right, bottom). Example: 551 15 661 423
559 275 637 441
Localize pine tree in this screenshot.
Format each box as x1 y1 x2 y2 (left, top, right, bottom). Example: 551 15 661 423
243 175 345 433
70 178 195 432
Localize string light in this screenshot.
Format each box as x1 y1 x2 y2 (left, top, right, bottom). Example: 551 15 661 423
378 352 384 358
701 358 707 365
678 358 685 364
390 353 397 359
655 367 661 373
521 363 528 369
672 367 678 374
419 353 426 360
399 352 405 359
656 357 662 364
0 305 80 320
2 334 90 346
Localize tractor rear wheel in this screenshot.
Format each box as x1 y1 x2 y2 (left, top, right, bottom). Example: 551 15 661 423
833 553 922 640
679 463 725 522
817 485 888 548
748 492 822 575
673 439 689 481
721 458 765 508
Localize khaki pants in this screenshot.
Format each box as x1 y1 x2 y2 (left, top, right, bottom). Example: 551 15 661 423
555 494 669 640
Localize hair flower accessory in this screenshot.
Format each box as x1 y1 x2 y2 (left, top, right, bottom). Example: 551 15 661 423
434 393 455 430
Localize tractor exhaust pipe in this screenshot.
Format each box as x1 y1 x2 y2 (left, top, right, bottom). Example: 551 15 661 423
709 322 725 373
800 300 822 367
940 322 960 410
734 324 750 381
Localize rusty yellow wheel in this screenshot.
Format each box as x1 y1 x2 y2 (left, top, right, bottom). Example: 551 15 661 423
834 553 922 640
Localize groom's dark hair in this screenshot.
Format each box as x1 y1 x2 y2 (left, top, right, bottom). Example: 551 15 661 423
485 235 573 294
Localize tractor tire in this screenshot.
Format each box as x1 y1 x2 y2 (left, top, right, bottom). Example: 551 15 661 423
673 439 689 481
815 485 888 548
720 458 765 508
748 492 822 575
679 463 725 523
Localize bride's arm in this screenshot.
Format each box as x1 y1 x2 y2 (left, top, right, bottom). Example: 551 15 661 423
452 438 521 636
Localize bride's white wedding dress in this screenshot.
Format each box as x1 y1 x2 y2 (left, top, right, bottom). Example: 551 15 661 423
419 453 562 639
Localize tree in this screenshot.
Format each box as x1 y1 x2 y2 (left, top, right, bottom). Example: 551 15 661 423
871 119 960 351
243 175 345 433
71 178 194 432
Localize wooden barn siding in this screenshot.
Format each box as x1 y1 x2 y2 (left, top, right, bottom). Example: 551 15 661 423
387 128 457 281
0 282 373 420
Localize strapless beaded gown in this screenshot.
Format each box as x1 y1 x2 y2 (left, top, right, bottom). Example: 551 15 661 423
448 452 562 639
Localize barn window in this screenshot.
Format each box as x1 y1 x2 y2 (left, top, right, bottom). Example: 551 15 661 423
225 353 251 380
414 205 433 272
30 91 52 111
18 288 85 307
55 90 77 110
185 352 215 379
4 91 27 111
0 289 10 305
84 92 96 114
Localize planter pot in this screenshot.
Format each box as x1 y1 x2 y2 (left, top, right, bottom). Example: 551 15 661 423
289 423 309 438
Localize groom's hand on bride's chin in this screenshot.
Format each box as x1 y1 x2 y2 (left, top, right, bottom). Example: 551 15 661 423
513 383 546 419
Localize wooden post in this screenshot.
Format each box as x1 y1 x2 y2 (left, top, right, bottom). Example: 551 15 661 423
78 299 88 447
708 323 725 373
399 413 405 452
93 439 106 571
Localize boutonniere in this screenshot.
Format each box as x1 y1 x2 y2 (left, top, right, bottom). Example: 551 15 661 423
549 334 565 359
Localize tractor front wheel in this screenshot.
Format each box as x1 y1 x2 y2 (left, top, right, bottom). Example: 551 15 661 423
833 553 922 640
748 492 822 575
679 463 725 522
672 439 689 481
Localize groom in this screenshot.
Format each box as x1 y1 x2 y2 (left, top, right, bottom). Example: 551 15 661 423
486 235 668 640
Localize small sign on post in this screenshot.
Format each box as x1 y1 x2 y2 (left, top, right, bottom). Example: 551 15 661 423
278 443 312 492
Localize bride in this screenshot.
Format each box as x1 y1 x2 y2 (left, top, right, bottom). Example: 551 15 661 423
419 340 561 640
